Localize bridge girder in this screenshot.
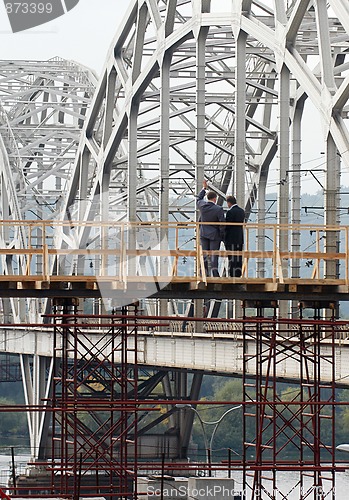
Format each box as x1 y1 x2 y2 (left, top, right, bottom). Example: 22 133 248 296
63 0 349 229
0 58 97 322
51 0 349 321
0 59 97 461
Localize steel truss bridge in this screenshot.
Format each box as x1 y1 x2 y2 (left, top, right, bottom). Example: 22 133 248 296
1 1 349 499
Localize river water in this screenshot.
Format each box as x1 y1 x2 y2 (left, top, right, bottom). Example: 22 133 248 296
1 453 349 498
0 453 31 489
221 468 349 499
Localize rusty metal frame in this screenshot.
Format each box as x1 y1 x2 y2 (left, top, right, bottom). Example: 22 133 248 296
242 302 337 499
3 310 349 499
49 302 139 499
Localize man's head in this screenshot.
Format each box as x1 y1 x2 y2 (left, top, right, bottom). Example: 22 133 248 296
226 195 237 208
207 191 217 203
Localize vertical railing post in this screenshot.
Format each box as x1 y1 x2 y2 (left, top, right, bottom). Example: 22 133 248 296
242 223 248 278
123 222 128 285
312 229 320 280
119 222 124 283
42 221 48 280
273 225 277 283
345 226 349 285
173 222 179 277
26 224 33 275
101 223 106 278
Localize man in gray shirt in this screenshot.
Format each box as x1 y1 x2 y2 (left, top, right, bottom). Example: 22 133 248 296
196 180 225 277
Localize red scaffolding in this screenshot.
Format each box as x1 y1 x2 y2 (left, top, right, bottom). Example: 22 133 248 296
242 301 338 499
49 301 139 499
5 302 349 499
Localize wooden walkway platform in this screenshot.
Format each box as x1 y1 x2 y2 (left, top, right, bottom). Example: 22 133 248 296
0 276 347 302
0 220 347 301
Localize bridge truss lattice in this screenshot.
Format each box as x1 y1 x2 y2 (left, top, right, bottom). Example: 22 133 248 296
0 58 97 463
60 1 349 498
0 58 97 323
65 0 349 275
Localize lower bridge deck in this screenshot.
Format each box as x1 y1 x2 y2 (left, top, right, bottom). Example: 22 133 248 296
1 321 349 386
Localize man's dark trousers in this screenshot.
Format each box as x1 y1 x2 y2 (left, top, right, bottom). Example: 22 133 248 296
196 188 225 277
201 236 221 277
225 242 243 277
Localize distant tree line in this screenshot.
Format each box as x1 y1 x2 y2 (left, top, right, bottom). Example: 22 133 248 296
0 380 28 439
190 377 349 461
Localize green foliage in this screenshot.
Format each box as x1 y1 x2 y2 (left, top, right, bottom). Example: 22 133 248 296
335 389 349 444
190 376 349 462
0 397 27 436
191 378 244 461
214 379 242 401
0 382 25 402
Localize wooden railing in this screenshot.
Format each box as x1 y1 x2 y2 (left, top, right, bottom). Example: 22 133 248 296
0 220 347 285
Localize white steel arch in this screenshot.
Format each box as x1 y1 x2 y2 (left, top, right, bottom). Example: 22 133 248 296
0 59 97 459
0 58 97 322
65 0 349 217
0 3 348 325
61 0 349 307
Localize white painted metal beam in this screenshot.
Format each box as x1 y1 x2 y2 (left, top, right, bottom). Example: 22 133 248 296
1 327 348 386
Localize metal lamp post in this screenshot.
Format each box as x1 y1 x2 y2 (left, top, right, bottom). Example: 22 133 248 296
175 403 243 476
336 444 349 453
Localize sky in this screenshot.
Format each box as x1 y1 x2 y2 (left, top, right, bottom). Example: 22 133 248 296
0 0 130 74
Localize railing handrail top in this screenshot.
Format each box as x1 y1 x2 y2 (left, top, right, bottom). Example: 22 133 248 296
0 220 347 231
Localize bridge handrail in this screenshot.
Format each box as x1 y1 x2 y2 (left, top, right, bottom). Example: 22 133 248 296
0 219 346 229
0 220 346 285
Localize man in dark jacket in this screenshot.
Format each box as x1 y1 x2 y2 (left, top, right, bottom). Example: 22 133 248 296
197 180 225 277
225 195 245 277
